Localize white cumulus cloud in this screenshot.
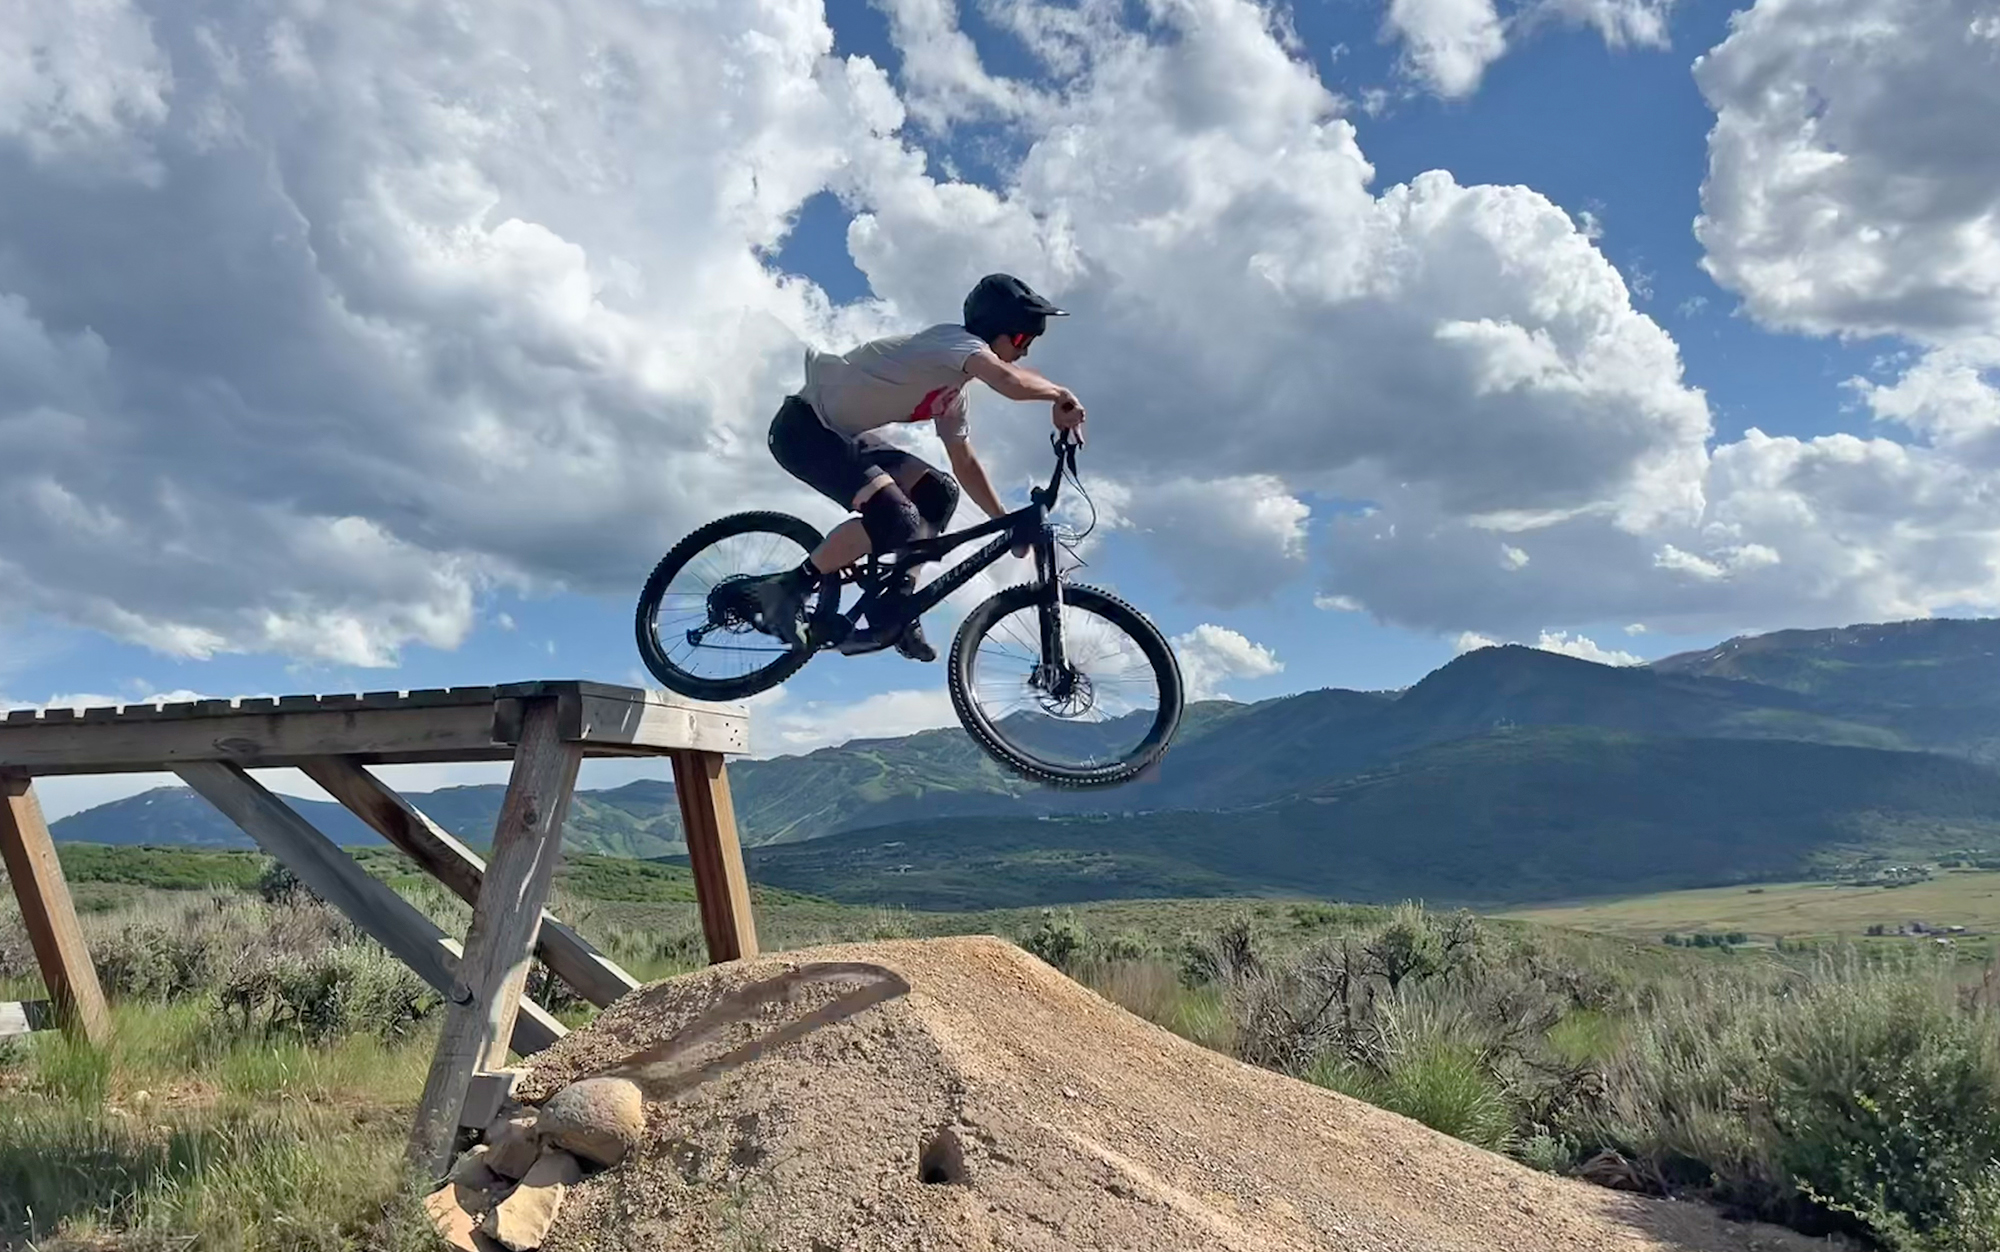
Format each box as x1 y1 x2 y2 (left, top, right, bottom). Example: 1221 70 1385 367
1170 623 1284 701
1385 0 1508 99
1695 0 2000 343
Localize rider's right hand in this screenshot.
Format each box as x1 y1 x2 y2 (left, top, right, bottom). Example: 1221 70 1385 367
1053 390 1086 442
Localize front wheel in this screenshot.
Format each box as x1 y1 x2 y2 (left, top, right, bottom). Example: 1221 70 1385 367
949 583 1183 787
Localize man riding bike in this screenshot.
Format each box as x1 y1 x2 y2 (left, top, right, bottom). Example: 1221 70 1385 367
754 273 1088 661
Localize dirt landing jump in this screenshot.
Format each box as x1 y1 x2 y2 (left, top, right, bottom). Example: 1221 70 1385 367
501 936 1826 1252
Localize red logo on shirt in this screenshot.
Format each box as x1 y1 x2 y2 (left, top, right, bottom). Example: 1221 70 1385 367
906 386 961 424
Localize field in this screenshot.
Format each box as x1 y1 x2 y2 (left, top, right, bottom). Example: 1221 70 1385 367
10 844 2000 1251
1501 867 2000 943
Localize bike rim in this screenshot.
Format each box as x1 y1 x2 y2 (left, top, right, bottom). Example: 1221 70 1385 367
646 529 822 688
964 597 1166 774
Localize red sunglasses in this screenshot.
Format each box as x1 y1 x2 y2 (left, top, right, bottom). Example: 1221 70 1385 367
1010 332 1038 350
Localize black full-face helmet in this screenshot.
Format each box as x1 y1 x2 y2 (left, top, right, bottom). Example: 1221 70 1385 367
963 273 1067 345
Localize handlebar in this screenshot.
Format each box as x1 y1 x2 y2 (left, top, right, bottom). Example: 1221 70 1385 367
1039 429 1080 507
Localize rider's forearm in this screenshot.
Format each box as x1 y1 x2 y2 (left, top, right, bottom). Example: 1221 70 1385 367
987 364 1068 404
967 349 1073 405
950 447 1009 519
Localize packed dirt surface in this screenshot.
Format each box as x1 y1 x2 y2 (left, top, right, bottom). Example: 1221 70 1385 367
515 936 1838 1252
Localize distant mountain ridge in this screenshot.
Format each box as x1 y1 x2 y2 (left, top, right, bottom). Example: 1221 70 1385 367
51 616 2000 909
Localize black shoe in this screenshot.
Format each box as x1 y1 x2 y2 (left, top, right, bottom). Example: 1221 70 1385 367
747 568 814 651
894 619 937 663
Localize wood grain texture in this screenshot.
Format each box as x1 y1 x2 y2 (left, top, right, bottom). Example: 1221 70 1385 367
0 776 110 1044
301 756 636 1009
670 750 759 964
408 699 583 1175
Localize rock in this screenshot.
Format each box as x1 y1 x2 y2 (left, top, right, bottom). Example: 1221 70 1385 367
484 1113 541 1180
451 1144 498 1187
535 1076 645 1168
450 1145 504 1215
481 1147 582 1251
423 1184 482 1252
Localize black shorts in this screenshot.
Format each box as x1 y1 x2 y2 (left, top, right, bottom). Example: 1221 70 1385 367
767 395 944 509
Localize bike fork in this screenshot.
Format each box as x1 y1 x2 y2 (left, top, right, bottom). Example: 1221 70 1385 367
1032 532 1070 691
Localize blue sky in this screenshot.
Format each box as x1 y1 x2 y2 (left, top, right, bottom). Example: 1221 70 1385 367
5 0 1998 817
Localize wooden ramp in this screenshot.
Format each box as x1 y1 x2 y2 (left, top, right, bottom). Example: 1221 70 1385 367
0 680 754 1174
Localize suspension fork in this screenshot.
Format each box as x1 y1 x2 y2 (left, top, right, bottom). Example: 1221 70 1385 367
1032 523 1070 689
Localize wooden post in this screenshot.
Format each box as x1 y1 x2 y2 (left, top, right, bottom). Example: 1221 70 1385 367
0 775 109 1045
409 698 582 1175
670 749 758 964
300 756 638 1008
174 762 564 1056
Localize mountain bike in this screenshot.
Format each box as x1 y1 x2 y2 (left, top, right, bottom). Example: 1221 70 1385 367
635 432 1184 786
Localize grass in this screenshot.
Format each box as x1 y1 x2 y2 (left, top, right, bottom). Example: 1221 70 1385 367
1501 868 2000 943
0 998 441 1251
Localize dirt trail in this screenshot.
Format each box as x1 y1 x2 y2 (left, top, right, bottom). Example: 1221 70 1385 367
517 937 1838 1252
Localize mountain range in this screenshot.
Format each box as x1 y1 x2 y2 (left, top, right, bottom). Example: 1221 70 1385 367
49 616 2000 909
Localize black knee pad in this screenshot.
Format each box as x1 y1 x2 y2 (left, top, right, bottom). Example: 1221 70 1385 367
908 472 961 531
860 486 924 554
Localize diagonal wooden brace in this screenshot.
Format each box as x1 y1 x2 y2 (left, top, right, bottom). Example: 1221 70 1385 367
299 756 637 1008
174 761 564 1056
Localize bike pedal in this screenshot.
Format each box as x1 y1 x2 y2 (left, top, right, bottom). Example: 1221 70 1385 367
836 631 896 657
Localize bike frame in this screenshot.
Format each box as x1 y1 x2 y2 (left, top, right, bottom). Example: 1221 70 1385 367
825 433 1081 672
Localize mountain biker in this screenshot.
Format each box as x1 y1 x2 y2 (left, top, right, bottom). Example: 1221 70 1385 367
754 273 1087 661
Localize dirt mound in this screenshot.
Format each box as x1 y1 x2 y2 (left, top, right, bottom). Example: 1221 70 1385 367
514 937 1829 1252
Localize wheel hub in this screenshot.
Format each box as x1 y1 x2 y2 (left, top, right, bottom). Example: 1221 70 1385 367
1031 665 1095 718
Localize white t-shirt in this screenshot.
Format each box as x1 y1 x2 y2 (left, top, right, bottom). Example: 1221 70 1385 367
798 323 988 443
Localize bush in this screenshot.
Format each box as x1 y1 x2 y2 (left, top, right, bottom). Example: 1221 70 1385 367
255 858 310 904
215 946 437 1045
1021 911 1087 970
1579 953 2000 1247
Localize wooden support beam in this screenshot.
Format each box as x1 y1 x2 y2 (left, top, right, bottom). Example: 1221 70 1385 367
173 762 563 1057
409 698 583 1175
670 750 759 964
0 999 53 1039
299 756 638 1009
0 776 109 1045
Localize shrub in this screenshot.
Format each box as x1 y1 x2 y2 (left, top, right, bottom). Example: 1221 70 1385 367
1098 930 1152 962
1021 912 1087 970
214 946 437 1045
255 857 310 904
1577 952 2000 1247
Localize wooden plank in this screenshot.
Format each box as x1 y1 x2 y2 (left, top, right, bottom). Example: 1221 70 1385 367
172 762 563 1058
459 1068 525 1128
300 756 637 1008
493 686 748 755
0 999 53 1039
409 699 583 1174
0 686 746 775
0 777 110 1045
670 750 759 964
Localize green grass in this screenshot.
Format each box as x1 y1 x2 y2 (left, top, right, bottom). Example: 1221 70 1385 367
57 843 268 892
0 998 441 1250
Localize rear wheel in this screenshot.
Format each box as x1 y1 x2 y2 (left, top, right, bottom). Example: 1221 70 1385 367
635 511 842 702
948 583 1183 786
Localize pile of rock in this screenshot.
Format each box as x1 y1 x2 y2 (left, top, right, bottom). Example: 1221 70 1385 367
425 1075 646 1252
